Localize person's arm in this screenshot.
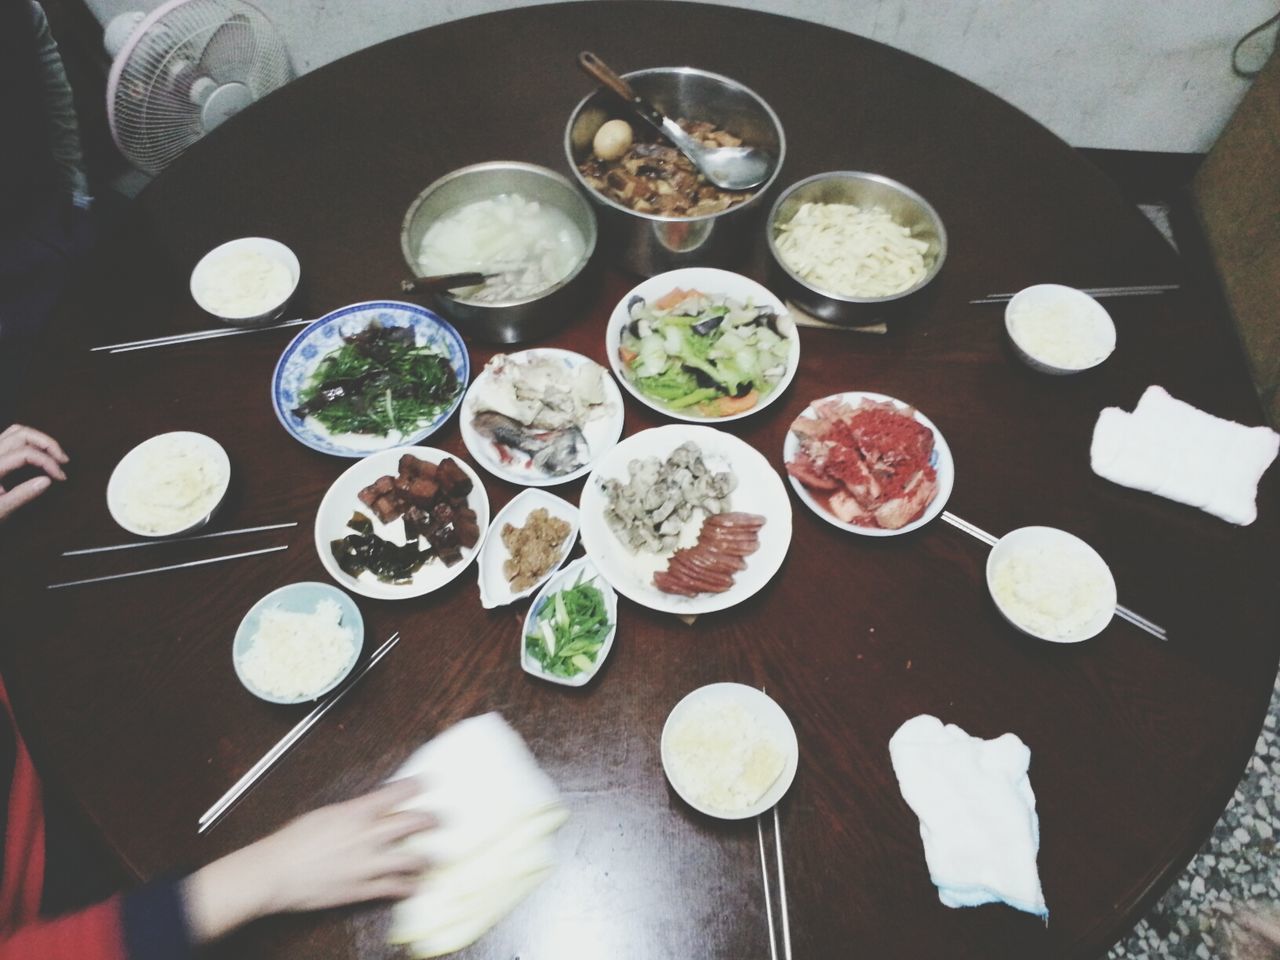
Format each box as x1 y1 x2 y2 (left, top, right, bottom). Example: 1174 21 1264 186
183 779 433 943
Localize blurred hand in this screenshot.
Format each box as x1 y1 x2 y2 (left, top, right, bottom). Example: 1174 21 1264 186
0 424 68 522
185 779 435 943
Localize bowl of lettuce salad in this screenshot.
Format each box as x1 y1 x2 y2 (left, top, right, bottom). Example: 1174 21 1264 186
606 268 800 422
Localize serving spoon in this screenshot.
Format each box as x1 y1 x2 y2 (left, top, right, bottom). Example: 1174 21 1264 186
577 51 774 192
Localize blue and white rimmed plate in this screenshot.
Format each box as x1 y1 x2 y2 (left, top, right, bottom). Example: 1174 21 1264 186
782 391 954 537
272 301 469 457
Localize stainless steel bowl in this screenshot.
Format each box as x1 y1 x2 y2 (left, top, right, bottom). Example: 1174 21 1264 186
400 161 597 344
766 171 947 326
565 67 785 277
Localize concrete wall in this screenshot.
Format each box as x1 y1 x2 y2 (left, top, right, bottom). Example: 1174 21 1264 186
88 0 1278 153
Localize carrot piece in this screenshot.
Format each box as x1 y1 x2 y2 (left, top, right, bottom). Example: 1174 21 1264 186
707 389 759 417
618 346 638 365
653 287 705 311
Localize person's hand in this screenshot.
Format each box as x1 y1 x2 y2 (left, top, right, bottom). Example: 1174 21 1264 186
184 779 435 943
0 424 68 522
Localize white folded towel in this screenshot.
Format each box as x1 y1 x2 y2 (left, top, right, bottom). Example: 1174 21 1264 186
389 713 569 958
1090 385 1278 525
889 715 1047 918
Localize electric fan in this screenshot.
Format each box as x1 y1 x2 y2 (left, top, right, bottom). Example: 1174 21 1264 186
105 0 294 174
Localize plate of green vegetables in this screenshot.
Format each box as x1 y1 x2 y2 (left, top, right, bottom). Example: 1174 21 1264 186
607 267 800 423
521 556 617 687
273 301 468 456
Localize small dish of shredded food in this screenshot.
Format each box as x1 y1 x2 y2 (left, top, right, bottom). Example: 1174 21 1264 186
190 237 299 323
986 526 1117 643
1004 284 1117 374
234 583 363 703
107 432 231 537
773 201 930 298
661 683 798 819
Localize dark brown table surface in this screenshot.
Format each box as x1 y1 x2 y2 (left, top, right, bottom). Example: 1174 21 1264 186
3 3 1278 958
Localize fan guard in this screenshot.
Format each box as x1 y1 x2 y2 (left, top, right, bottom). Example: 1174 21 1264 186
107 0 293 174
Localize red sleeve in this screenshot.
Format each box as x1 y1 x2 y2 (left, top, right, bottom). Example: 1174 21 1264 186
0 895 124 960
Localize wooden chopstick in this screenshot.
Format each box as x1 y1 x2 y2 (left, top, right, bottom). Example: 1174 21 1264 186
970 284 1179 305
62 522 297 556
46 544 288 589
91 317 310 353
938 511 1168 641
197 631 403 833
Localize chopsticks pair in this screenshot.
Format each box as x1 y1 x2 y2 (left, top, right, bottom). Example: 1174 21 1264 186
969 284 1178 305
90 317 310 354
758 805 793 960
198 630 403 833
47 522 297 589
939 511 1168 641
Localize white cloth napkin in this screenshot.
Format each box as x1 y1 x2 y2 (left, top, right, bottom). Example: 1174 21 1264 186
1090 385 1278 525
889 715 1047 918
389 713 568 958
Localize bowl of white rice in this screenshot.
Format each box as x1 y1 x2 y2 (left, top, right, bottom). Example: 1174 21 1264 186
661 683 798 819
1004 284 1117 374
233 582 363 704
190 236 300 326
106 431 231 537
766 171 947 326
986 526 1117 643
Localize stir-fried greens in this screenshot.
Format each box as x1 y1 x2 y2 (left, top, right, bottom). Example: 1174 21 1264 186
525 576 611 678
294 322 460 436
618 288 792 418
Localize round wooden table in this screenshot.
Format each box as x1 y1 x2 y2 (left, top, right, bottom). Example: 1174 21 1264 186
4 4 1277 958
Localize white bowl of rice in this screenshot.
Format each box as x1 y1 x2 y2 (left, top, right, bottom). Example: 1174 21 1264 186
661 683 798 819
1004 284 1116 374
986 526 1117 643
190 236 300 326
106 432 231 537
233 582 363 704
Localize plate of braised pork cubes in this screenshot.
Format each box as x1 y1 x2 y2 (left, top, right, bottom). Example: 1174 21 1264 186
579 425 792 614
315 447 490 599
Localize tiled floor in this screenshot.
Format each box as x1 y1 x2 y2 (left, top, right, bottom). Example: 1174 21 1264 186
1107 202 1276 960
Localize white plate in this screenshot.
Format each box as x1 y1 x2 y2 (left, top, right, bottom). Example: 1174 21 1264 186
106 431 231 537
986 526 1116 643
314 446 490 600
661 683 799 820
232 582 364 704
606 268 800 424
460 349 624 485
478 489 580 609
520 556 617 687
579 424 792 615
782 391 954 537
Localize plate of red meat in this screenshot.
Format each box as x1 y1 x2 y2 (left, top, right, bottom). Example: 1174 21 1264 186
315 447 489 599
783 392 954 536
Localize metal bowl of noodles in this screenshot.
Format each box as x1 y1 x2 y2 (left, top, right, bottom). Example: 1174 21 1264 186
400 161 597 344
766 171 946 327
565 66 785 277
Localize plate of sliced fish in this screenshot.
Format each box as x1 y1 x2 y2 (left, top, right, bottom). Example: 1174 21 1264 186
460 349 625 486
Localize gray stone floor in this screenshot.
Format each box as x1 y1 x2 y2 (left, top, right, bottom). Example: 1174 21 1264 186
1107 670 1280 959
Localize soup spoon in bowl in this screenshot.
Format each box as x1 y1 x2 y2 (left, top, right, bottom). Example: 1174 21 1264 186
577 51 774 192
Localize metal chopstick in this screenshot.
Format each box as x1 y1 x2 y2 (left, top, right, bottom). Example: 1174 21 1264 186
757 815 780 960
91 317 310 353
62 522 297 556
773 805 792 960
46 544 288 589
198 631 403 833
938 511 1168 641
970 284 1179 305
